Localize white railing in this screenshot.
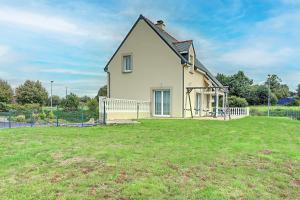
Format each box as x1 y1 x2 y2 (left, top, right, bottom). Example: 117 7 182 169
99 97 150 123
102 98 150 113
228 107 249 116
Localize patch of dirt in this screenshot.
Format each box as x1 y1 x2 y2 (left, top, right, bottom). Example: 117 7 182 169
200 175 208 182
51 152 64 160
103 194 110 199
115 171 128 184
59 157 96 166
56 190 62 198
81 167 94 174
293 179 300 186
50 174 62 183
259 150 273 155
166 161 179 171
90 186 97 195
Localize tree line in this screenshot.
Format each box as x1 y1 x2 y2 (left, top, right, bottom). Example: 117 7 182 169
0 79 107 112
216 71 300 106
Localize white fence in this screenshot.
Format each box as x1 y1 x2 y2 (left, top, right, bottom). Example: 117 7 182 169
228 107 249 117
99 97 150 123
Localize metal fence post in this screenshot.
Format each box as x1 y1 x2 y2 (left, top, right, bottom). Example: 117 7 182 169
30 111 34 127
8 111 11 128
56 113 59 127
81 110 84 127
103 100 106 125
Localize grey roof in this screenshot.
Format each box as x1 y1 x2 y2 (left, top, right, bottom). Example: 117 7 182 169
173 40 193 53
104 15 222 87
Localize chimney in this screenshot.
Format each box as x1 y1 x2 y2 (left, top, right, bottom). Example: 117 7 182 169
155 20 165 30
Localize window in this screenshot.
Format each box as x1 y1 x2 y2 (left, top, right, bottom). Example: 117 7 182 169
154 90 170 116
123 55 132 72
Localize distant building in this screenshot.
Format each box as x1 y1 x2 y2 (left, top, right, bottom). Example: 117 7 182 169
277 97 293 105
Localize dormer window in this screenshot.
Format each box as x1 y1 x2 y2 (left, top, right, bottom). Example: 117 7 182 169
122 54 132 72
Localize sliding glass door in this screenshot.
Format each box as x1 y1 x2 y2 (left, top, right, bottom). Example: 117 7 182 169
154 90 170 116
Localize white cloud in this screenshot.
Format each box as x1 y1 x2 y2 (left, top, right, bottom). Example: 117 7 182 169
0 7 87 35
40 68 101 76
220 47 295 67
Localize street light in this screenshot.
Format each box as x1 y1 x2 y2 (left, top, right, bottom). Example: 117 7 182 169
50 81 54 111
267 74 271 117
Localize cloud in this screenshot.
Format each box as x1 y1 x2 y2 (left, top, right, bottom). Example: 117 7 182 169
40 68 101 76
219 47 295 67
0 7 87 35
0 45 21 64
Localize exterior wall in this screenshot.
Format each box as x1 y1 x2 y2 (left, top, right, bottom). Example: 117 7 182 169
184 44 212 117
107 19 183 117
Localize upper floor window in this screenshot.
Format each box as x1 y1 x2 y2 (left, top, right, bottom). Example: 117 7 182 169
123 55 132 72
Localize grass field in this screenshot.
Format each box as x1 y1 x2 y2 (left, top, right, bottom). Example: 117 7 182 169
0 117 299 199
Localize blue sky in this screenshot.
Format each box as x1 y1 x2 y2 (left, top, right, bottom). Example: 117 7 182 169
0 0 299 97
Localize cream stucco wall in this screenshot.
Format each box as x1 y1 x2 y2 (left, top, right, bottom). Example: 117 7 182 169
107 19 184 117
183 45 212 117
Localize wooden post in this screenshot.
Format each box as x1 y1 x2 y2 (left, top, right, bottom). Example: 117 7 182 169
214 88 219 118
188 89 193 118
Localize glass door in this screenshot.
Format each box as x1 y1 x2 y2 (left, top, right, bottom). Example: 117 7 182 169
195 93 201 116
154 90 170 116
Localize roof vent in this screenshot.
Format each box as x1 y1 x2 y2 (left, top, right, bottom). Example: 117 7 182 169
155 20 165 30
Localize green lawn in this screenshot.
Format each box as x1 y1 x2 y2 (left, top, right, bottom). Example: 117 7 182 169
0 117 299 200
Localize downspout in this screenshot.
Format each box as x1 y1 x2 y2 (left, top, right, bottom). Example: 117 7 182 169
107 71 111 98
182 64 185 118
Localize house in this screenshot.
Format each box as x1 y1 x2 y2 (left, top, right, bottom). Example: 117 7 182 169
104 15 227 118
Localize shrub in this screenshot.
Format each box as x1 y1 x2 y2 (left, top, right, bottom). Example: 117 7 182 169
60 93 80 111
87 98 98 111
249 108 264 116
32 113 40 121
287 97 300 106
0 102 8 112
7 103 41 112
228 96 248 107
15 115 26 122
39 111 46 120
48 111 55 119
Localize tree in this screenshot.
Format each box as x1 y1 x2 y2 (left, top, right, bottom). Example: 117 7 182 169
216 73 230 86
87 98 98 111
47 95 61 106
297 84 300 97
15 80 48 105
216 71 253 99
0 79 13 103
228 96 248 107
80 96 91 103
288 97 300 106
97 85 107 98
265 74 290 99
60 93 80 111
247 84 277 105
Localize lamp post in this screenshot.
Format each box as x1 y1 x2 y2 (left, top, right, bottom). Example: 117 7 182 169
267 74 271 117
50 81 54 111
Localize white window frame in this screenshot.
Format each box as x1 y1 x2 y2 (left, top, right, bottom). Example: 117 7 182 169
153 89 171 117
122 54 133 73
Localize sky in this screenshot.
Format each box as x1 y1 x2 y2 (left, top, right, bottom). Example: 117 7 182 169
0 0 299 97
